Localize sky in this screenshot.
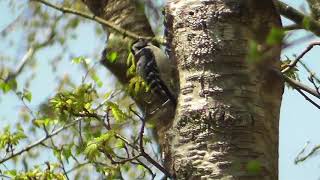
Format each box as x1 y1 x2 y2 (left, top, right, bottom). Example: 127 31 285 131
1 0 320 180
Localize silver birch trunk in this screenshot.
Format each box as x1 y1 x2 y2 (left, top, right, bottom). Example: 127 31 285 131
83 0 283 179
162 0 283 179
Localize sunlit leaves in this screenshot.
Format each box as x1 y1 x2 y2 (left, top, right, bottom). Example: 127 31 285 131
53 144 73 163
0 79 17 93
72 56 86 64
0 125 27 149
91 72 103 88
84 131 115 161
0 81 11 93
281 57 300 88
4 164 66 180
128 76 149 96
107 102 127 123
126 47 150 96
50 84 97 120
104 166 122 179
33 118 57 127
126 52 136 77
22 89 32 102
84 143 99 161
105 51 119 63
16 89 33 102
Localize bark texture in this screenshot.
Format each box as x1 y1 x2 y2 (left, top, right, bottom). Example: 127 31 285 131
83 0 153 84
82 0 177 128
307 0 320 21
163 0 283 179
83 0 178 152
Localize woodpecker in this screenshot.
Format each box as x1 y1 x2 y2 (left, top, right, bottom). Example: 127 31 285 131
131 39 177 105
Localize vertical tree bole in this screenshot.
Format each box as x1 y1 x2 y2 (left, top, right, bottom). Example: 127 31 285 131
163 0 283 179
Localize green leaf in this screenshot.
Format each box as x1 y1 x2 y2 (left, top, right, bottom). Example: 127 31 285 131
126 53 134 66
0 81 11 93
84 102 91 110
281 57 299 89
0 79 17 93
62 146 72 163
68 18 80 28
104 92 111 99
84 143 99 161
91 73 103 88
115 139 125 148
266 28 284 45
23 90 32 102
126 52 136 77
72 56 86 64
5 170 17 177
106 52 118 63
107 102 127 122
33 118 54 127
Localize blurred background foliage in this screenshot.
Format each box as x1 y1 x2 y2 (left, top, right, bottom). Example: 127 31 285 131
0 0 166 179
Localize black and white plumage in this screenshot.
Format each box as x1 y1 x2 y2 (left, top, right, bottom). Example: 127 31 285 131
131 39 176 105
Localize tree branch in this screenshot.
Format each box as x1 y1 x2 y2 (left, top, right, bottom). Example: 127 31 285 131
272 68 320 99
284 75 320 98
5 15 61 82
306 0 320 21
30 0 157 42
282 41 320 74
0 118 83 164
295 88 320 109
295 143 320 164
276 0 320 36
4 48 34 82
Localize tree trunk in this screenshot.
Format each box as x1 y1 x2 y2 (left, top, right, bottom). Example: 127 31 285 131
82 0 177 126
162 0 283 179
83 0 283 179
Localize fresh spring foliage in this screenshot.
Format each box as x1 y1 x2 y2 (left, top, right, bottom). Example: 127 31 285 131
126 49 150 96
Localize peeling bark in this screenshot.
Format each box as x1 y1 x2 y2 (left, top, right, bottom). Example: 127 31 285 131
163 0 283 179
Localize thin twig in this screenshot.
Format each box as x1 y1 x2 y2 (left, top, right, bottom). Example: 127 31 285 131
281 74 320 99
0 118 83 164
73 103 172 177
48 139 70 180
131 159 156 179
299 61 320 85
4 48 34 82
4 15 62 83
65 162 90 174
30 0 156 42
283 24 302 31
282 41 320 74
308 75 320 94
105 152 141 165
0 174 11 179
276 0 320 36
295 143 320 164
295 88 320 109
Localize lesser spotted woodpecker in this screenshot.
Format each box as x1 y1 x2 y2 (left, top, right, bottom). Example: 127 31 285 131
131 39 176 105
